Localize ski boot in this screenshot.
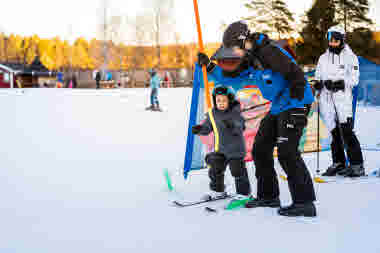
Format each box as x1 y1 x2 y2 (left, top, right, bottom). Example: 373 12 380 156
153 105 162 112
342 164 365 177
321 163 346 176
245 197 281 208
201 190 228 201
277 202 317 217
145 105 155 111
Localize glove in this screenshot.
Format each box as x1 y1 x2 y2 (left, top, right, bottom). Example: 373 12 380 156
333 80 345 92
289 84 305 101
197 52 210 66
313 80 324 91
324 80 334 91
192 125 202 135
222 119 234 129
197 52 216 73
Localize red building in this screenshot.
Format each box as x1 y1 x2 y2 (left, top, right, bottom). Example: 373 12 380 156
0 58 56 88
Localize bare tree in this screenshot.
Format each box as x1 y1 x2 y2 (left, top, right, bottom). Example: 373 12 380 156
142 0 175 69
128 14 150 87
108 15 128 86
97 0 112 75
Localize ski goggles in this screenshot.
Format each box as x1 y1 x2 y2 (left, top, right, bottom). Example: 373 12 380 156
211 45 245 61
213 85 235 96
327 31 344 41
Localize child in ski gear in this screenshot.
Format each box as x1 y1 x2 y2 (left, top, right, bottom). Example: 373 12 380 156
198 20 317 217
314 25 364 177
146 69 162 111
192 85 251 200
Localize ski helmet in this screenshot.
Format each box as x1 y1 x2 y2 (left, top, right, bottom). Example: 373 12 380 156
327 25 345 54
212 84 236 108
211 21 250 77
148 68 156 77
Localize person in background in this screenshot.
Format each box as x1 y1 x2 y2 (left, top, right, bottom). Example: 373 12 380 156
314 25 364 178
146 68 162 111
95 70 101 89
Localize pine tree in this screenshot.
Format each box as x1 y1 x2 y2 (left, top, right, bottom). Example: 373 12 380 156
333 0 373 33
244 0 295 39
296 0 336 64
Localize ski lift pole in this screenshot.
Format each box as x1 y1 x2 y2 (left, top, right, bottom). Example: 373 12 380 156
316 93 320 174
193 0 212 109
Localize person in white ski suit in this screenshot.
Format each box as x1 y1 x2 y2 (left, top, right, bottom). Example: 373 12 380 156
314 25 364 177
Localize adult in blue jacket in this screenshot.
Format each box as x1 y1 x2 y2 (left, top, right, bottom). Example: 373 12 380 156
198 21 316 217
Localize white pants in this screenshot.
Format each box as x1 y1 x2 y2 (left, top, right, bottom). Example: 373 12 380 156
319 88 353 132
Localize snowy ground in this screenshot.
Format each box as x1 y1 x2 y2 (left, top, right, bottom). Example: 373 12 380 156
0 88 379 253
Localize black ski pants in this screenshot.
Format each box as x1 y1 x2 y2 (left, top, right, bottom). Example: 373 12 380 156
205 152 251 196
331 117 363 165
252 107 316 204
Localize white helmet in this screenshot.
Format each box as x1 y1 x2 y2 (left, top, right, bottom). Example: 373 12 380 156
327 25 345 41
327 25 345 35
327 25 345 54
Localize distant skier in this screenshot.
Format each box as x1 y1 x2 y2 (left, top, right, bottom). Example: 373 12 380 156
314 25 364 177
197 20 317 217
192 84 251 204
146 68 162 111
95 70 101 89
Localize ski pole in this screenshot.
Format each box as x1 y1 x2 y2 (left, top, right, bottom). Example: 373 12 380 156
193 0 212 110
316 94 320 174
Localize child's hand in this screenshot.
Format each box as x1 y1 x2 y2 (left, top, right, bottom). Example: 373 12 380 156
192 125 202 135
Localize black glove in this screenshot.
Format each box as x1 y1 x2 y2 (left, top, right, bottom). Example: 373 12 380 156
289 84 305 101
192 125 202 135
324 80 334 91
313 80 324 91
197 52 210 66
197 52 216 73
222 119 234 129
333 80 345 92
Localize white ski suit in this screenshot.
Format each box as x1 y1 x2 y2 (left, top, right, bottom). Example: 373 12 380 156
315 45 360 132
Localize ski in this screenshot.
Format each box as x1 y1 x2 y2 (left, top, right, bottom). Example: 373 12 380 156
314 169 379 183
204 197 254 213
173 194 232 207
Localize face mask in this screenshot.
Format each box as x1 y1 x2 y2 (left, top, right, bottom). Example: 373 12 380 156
328 43 344 55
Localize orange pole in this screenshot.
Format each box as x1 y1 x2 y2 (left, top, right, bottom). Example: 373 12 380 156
193 0 212 109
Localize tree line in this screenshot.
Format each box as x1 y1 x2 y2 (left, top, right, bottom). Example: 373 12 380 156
0 0 379 71
244 0 379 64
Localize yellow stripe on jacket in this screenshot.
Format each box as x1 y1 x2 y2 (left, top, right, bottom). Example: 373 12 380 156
208 109 220 152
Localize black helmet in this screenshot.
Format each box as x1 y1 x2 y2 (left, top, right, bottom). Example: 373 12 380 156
212 84 236 108
148 68 156 76
211 20 250 61
211 21 250 77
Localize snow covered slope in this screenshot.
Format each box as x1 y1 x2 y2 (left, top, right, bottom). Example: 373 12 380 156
0 88 379 253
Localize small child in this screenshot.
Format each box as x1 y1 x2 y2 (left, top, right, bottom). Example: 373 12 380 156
192 84 251 201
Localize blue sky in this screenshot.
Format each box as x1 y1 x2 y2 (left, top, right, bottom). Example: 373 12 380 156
0 0 379 43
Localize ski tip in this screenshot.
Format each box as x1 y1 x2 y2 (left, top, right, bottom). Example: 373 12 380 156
173 201 185 207
205 207 217 213
314 177 328 183
163 168 174 191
